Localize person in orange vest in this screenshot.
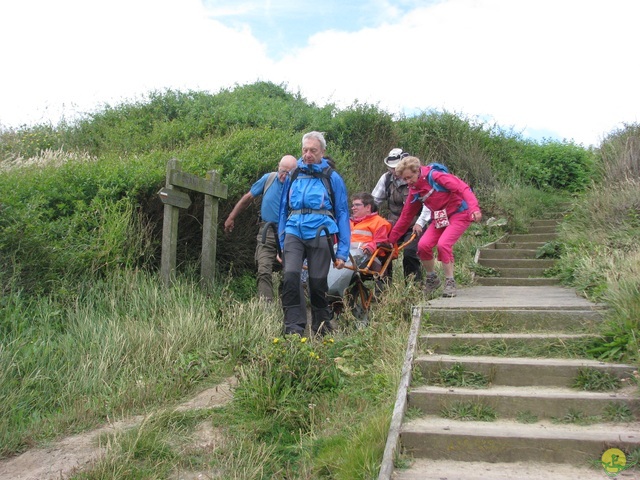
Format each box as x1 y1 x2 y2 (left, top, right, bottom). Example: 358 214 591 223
349 192 392 272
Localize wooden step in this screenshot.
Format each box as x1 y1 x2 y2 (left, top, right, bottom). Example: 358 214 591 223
415 354 636 387
400 416 640 465
477 258 556 269
422 332 596 354
478 248 538 259
424 308 604 332
408 384 640 420
494 242 546 250
474 277 560 287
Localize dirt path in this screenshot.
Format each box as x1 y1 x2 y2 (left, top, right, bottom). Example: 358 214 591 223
0 378 236 480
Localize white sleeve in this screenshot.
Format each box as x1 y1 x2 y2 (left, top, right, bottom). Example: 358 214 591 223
415 205 431 227
371 174 388 205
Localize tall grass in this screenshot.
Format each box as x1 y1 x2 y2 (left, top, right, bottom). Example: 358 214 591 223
0 269 281 457
552 124 640 362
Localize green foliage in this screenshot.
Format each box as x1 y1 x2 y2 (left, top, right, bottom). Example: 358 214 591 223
233 335 344 433
501 139 596 192
329 103 397 191
523 141 596 192
536 240 564 259
61 82 331 156
397 110 498 195
587 323 637 362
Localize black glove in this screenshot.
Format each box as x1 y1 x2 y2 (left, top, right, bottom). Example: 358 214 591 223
376 242 393 251
357 252 372 269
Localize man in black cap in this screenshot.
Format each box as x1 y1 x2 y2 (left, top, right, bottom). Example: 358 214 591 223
371 148 430 282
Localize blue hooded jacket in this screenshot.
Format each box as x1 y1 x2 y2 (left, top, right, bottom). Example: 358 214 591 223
278 158 350 261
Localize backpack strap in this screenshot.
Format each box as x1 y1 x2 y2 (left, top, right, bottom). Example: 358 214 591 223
427 169 448 192
262 171 278 195
286 165 336 218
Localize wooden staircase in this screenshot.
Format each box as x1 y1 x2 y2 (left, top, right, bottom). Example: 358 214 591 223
474 218 561 287
384 212 640 479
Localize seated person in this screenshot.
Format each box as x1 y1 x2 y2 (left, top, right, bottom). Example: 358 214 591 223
349 192 393 272
327 192 392 299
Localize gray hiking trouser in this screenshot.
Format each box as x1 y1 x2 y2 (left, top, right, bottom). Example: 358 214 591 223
281 234 334 335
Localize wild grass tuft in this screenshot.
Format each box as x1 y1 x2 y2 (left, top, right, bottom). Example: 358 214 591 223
440 401 497 421
603 402 635 423
552 408 600 426
432 363 490 388
516 410 539 424
572 368 622 392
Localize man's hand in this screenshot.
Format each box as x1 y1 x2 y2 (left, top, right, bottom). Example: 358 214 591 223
224 217 234 233
412 224 424 235
334 259 345 269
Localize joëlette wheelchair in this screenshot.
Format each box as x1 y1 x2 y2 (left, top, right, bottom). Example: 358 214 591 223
261 222 415 327
325 231 416 327
262 222 416 326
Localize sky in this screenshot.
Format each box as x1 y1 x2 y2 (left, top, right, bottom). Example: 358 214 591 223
1 0 638 147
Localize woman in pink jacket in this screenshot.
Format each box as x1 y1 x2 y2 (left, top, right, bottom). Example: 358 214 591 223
387 156 482 297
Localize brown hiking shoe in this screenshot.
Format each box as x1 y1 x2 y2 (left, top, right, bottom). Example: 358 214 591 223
442 278 457 297
424 274 442 295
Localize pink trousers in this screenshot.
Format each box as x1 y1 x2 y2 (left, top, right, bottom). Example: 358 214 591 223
417 212 472 263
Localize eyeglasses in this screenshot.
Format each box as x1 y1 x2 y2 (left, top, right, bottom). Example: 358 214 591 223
351 203 364 207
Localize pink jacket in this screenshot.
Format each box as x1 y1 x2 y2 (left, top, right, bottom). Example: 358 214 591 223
389 165 480 244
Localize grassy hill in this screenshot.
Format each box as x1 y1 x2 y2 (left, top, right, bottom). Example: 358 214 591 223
0 82 638 478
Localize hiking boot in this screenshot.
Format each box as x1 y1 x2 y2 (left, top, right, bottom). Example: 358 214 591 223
442 278 457 297
424 274 442 295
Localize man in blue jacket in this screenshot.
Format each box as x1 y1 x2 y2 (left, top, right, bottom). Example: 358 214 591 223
278 131 350 336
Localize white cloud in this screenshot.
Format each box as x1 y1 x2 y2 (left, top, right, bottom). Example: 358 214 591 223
0 0 270 125
268 0 640 145
1 0 638 146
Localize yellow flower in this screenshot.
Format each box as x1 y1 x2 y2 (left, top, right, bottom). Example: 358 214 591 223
272 338 280 344
300 337 308 343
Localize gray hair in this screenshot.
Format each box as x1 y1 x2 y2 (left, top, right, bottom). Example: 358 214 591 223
302 131 327 150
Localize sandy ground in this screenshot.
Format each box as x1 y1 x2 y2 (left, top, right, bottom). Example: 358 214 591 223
0 378 236 480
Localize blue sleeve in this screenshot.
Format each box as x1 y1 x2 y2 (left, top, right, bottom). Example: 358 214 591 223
331 172 351 261
277 176 291 250
250 174 269 197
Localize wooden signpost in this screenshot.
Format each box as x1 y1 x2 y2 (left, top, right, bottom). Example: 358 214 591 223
158 158 228 288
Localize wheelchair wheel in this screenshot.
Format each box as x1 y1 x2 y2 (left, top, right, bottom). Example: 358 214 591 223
346 282 369 329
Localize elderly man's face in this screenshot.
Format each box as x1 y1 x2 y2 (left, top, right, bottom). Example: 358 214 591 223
277 162 296 182
302 138 325 165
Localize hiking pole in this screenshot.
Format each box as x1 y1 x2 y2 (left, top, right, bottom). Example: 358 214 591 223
315 226 336 263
